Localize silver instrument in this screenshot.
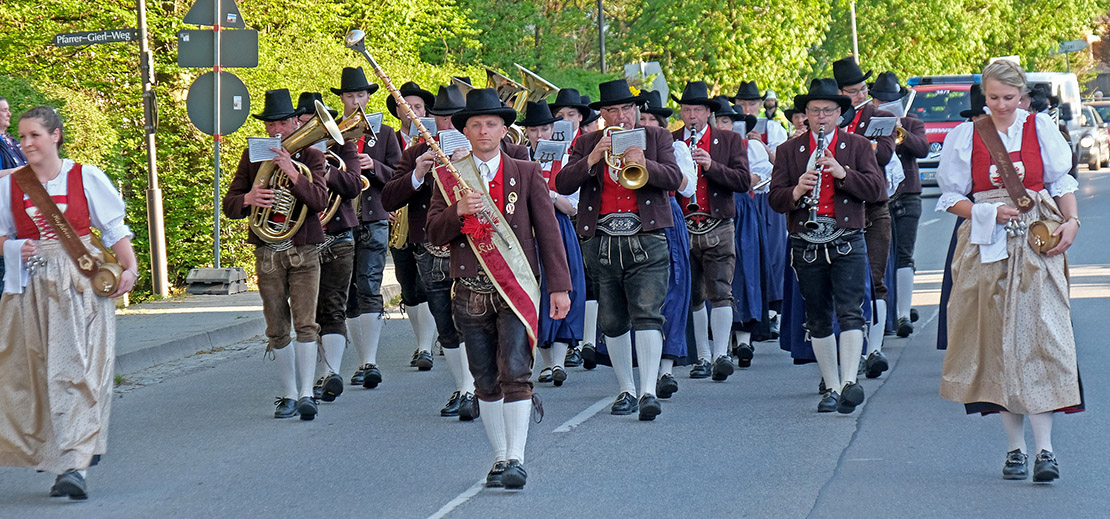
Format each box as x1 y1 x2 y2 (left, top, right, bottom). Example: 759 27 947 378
802 124 827 230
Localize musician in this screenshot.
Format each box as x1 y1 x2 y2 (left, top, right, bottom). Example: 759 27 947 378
712 96 744 132
786 107 807 137
763 89 790 128
870 72 929 350
381 84 479 419
0 96 26 281
557 79 683 420
548 88 590 144
426 88 571 489
222 89 330 420
732 80 788 157
833 56 896 376
520 101 585 387
294 93 362 402
580 96 601 133
331 67 404 391
387 81 435 149
767 78 885 414
672 81 751 381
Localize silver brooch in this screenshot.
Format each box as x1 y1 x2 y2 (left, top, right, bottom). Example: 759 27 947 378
839 142 846 149
800 146 806 152
509 177 516 187
713 138 719 145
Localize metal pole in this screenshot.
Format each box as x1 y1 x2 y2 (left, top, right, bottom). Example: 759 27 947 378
597 0 606 74
850 1 859 59
136 0 169 297
212 0 222 268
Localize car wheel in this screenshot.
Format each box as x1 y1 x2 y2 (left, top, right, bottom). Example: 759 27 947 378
1102 146 1109 168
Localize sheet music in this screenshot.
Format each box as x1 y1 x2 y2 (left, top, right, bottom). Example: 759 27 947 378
410 117 436 137
311 141 327 153
877 100 903 117
733 120 749 135
248 136 282 163
438 129 472 154
365 112 384 134
550 120 574 142
755 117 768 134
864 117 898 138
610 127 647 156
534 139 568 170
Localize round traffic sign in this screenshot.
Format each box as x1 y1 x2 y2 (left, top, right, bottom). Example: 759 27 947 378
186 71 250 135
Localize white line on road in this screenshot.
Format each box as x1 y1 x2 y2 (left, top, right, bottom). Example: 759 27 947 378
921 218 940 227
427 479 486 519
553 397 611 433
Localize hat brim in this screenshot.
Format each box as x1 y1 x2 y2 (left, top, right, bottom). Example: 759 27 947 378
642 107 673 118
730 94 766 102
387 90 436 119
520 115 561 128
451 107 518 131
251 107 307 122
330 84 380 96
836 71 873 89
428 106 465 117
671 95 722 113
582 110 601 125
959 108 985 119
871 85 910 102
792 94 853 115
588 94 646 110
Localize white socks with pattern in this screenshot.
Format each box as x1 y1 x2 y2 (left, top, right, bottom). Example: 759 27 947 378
692 306 710 361
838 329 864 388
583 301 598 346
442 345 474 394
710 306 733 359
504 400 532 463
867 299 886 355
317 333 345 378
480 399 507 462
606 332 636 396
896 267 915 320
294 341 317 399
634 330 663 398
810 335 840 392
274 344 297 400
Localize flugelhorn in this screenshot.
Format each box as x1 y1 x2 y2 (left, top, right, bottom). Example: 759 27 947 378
603 126 648 190
249 100 343 243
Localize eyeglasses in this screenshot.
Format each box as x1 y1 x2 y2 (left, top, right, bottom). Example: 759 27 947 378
601 104 636 115
806 107 840 115
842 86 868 96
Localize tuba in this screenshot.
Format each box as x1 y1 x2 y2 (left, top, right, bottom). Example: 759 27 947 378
319 150 371 227
603 126 648 190
516 63 559 104
485 67 529 145
320 105 377 226
249 100 344 243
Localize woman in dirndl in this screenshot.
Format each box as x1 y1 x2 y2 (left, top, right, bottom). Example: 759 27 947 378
936 61 1081 484
0 106 138 499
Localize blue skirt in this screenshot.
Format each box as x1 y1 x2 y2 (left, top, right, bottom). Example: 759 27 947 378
732 193 764 324
936 217 963 350
755 192 788 302
538 212 586 346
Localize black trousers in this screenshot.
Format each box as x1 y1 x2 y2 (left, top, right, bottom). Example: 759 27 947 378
453 284 533 403
790 233 868 338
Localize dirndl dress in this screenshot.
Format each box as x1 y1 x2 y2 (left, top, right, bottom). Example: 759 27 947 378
539 211 586 346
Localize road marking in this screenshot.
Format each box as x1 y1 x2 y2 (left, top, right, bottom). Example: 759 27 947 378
553 397 611 433
427 479 486 519
920 218 940 227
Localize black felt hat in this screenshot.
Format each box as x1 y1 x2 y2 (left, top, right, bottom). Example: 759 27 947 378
548 88 591 119
387 81 436 119
731 81 765 102
870 71 909 102
740 114 757 133
783 106 800 121
331 67 379 96
253 88 305 121
793 78 852 114
589 79 646 109
580 95 601 125
712 96 744 120
671 81 722 111
520 101 561 127
296 92 338 119
451 88 518 130
832 56 872 88
959 84 986 119
427 85 467 116
640 90 673 118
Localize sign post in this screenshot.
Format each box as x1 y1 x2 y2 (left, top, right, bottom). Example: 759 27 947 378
1052 40 1089 72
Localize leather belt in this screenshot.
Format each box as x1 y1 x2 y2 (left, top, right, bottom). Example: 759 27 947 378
684 213 725 235
423 242 451 258
596 213 643 236
790 216 856 244
457 273 496 294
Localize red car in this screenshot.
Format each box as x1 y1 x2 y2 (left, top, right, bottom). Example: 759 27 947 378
906 75 979 186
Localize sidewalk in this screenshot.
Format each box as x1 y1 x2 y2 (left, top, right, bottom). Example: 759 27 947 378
114 262 400 375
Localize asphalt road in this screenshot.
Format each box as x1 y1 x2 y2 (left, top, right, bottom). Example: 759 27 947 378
2 169 1108 518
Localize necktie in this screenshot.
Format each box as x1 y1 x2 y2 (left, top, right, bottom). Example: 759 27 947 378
479 162 491 183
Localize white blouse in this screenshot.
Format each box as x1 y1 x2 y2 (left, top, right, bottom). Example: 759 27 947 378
935 109 1078 212
747 138 773 193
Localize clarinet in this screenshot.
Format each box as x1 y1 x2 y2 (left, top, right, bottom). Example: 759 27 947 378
802 124 826 230
686 125 701 212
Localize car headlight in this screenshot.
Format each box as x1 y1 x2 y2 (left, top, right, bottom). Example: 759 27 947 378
1080 135 1094 148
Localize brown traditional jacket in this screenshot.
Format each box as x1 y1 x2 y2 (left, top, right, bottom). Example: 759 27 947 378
356 124 402 222
894 115 929 196
671 126 751 218
223 146 330 246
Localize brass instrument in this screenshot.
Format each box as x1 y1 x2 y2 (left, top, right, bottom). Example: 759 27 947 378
516 63 559 103
319 106 377 227
452 76 477 97
603 125 649 190
319 150 371 227
346 29 512 248
802 124 827 230
894 125 907 145
485 67 530 145
249 100 344 243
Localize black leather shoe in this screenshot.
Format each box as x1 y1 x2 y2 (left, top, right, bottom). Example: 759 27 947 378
818 378 827 395
312 377 325 400
896 317 913 337
817 391 839 413
410 348 420 367
865 351 889 379
910 308 919 322
1002 449 1029 480
350 364 367 386
1033 450 1059 482
53 470 87 500
537 368 553 383
689 359 712 379
274 397 297 419
581 343 597 370
485 461 507 488
638 394 662 421
458 392 479 421
552 366 567 387
501 460 527 489
415 350 434 371
711 355 734 381
362 364 383 389
321 374 344 402
734 343 754 368
656 373 678 399
565 347 583 367
440 391 461 417
837 382 865 414
297 396 318 421
610 391 638 415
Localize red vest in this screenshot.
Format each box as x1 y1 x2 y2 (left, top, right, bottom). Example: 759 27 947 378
811 131 839 217
483 159 506 214
599 162 639 214
970 113 1044 194
12 162 91 240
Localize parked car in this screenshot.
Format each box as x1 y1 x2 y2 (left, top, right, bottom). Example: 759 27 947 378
1086 100 1110 129
906 75 979 186
1076 104 1110 169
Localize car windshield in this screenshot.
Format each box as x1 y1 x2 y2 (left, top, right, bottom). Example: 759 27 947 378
908 89 971 123
1090 104 1110 123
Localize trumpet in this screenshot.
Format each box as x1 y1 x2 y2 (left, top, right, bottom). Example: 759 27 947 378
603 125 648 190
801 124 827 230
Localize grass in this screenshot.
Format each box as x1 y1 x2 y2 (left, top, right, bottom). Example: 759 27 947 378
187 346 227 358
114 375 128 387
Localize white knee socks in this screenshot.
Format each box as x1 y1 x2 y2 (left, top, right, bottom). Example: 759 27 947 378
480 399 507 462
346 316 365 363
274 345 297 400
606 332 636 396
659 358 674 376
318 333 345 377
1029 412 1054 453
550 342 569 370
583 300 598 346
409 303 435 353
294 341 317 399
733 330 751 348
896 267 915 320
634 330 663 398
362 313 384 365
504 400 532 463
538 346 554 370
442 345 474 393
811 335 840 392
839 329 864 388
1000 411 1028 453
710 306 733 359
867 299 886 355
692 306 710 361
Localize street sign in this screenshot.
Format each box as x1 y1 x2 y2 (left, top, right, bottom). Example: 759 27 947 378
177 29 259 68
53 29 139 47
1054 40 1088 54
186 71 250 135
183 0 246 29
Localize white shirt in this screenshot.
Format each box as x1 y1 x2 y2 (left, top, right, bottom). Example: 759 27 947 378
747 139 773 192
764 120 788 152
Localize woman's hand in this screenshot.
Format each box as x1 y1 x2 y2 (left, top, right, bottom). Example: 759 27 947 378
20 240 36 261
1046 218 1079 256
109 269 138 298
995 204 1020 224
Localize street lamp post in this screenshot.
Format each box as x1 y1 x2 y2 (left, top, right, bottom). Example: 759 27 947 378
598 0 606 74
